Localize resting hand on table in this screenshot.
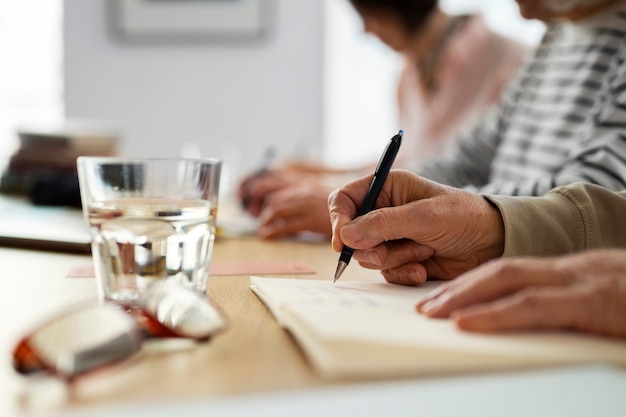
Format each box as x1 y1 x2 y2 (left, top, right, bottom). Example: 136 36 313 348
238 160 359 218
328 170 504 284
238 168 313 217
417 249 626 338
257 182 333 239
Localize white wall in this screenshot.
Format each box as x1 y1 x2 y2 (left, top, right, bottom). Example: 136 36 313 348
323 0 402 168
64 0 544 181
441 0 545 45
64 0 324 190
0 1 63 163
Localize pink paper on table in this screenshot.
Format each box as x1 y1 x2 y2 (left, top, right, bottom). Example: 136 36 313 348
66 265 98 278
67 261 315 278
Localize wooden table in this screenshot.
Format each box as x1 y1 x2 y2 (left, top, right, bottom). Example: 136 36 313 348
0 236 383 416
4 236 626 417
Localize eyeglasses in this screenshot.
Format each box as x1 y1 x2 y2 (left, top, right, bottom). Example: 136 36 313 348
12 280 228 381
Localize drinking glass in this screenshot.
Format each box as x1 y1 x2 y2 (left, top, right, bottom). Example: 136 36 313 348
77 157 222 304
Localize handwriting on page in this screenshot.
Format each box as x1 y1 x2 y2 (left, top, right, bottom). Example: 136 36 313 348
292 284 379 308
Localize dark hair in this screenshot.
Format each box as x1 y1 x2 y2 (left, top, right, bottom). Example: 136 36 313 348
349 0 438 34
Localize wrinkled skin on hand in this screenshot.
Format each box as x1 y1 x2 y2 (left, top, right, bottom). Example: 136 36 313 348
328 170 504 284
417 249 626 338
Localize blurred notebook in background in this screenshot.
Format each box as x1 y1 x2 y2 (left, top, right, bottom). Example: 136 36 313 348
0 121 115 253
0 194 91 253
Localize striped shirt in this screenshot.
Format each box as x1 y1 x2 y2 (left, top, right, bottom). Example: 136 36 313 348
418 2 626 196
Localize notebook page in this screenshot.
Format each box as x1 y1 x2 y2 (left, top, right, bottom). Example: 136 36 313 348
250 277 626 376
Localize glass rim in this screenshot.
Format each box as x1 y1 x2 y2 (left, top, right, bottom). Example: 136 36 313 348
76 156 222 165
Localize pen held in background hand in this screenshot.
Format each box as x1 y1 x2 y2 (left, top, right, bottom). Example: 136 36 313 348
241 146 276 210
333 130 403 283
254 146 277 179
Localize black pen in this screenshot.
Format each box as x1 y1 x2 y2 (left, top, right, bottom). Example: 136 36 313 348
333 130 403 282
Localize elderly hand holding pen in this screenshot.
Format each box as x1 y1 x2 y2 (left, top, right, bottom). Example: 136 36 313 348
328 169 505 284
328 169 626 338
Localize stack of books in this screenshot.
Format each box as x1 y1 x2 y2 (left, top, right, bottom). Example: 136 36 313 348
0 124 119 205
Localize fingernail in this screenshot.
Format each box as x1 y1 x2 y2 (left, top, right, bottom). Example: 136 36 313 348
420 300 438 314
365 250 381 266
341 224 364 243
416 297 431 312
257 226 273 239
412 269 427 284
414 245 434 260
452 312 475 330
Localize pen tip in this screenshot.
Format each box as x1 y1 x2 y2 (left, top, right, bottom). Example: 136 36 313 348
334 261 348 283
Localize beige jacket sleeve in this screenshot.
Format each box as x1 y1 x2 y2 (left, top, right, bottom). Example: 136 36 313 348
483 182 626 257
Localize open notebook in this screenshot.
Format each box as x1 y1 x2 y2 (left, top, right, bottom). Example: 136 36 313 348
0 195 91 253
250 277 626 379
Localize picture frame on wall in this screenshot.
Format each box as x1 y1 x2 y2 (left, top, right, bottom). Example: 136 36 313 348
110 0 269 41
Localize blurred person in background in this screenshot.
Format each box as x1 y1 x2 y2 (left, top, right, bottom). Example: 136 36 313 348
352 0 529 162
239 0 530 239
